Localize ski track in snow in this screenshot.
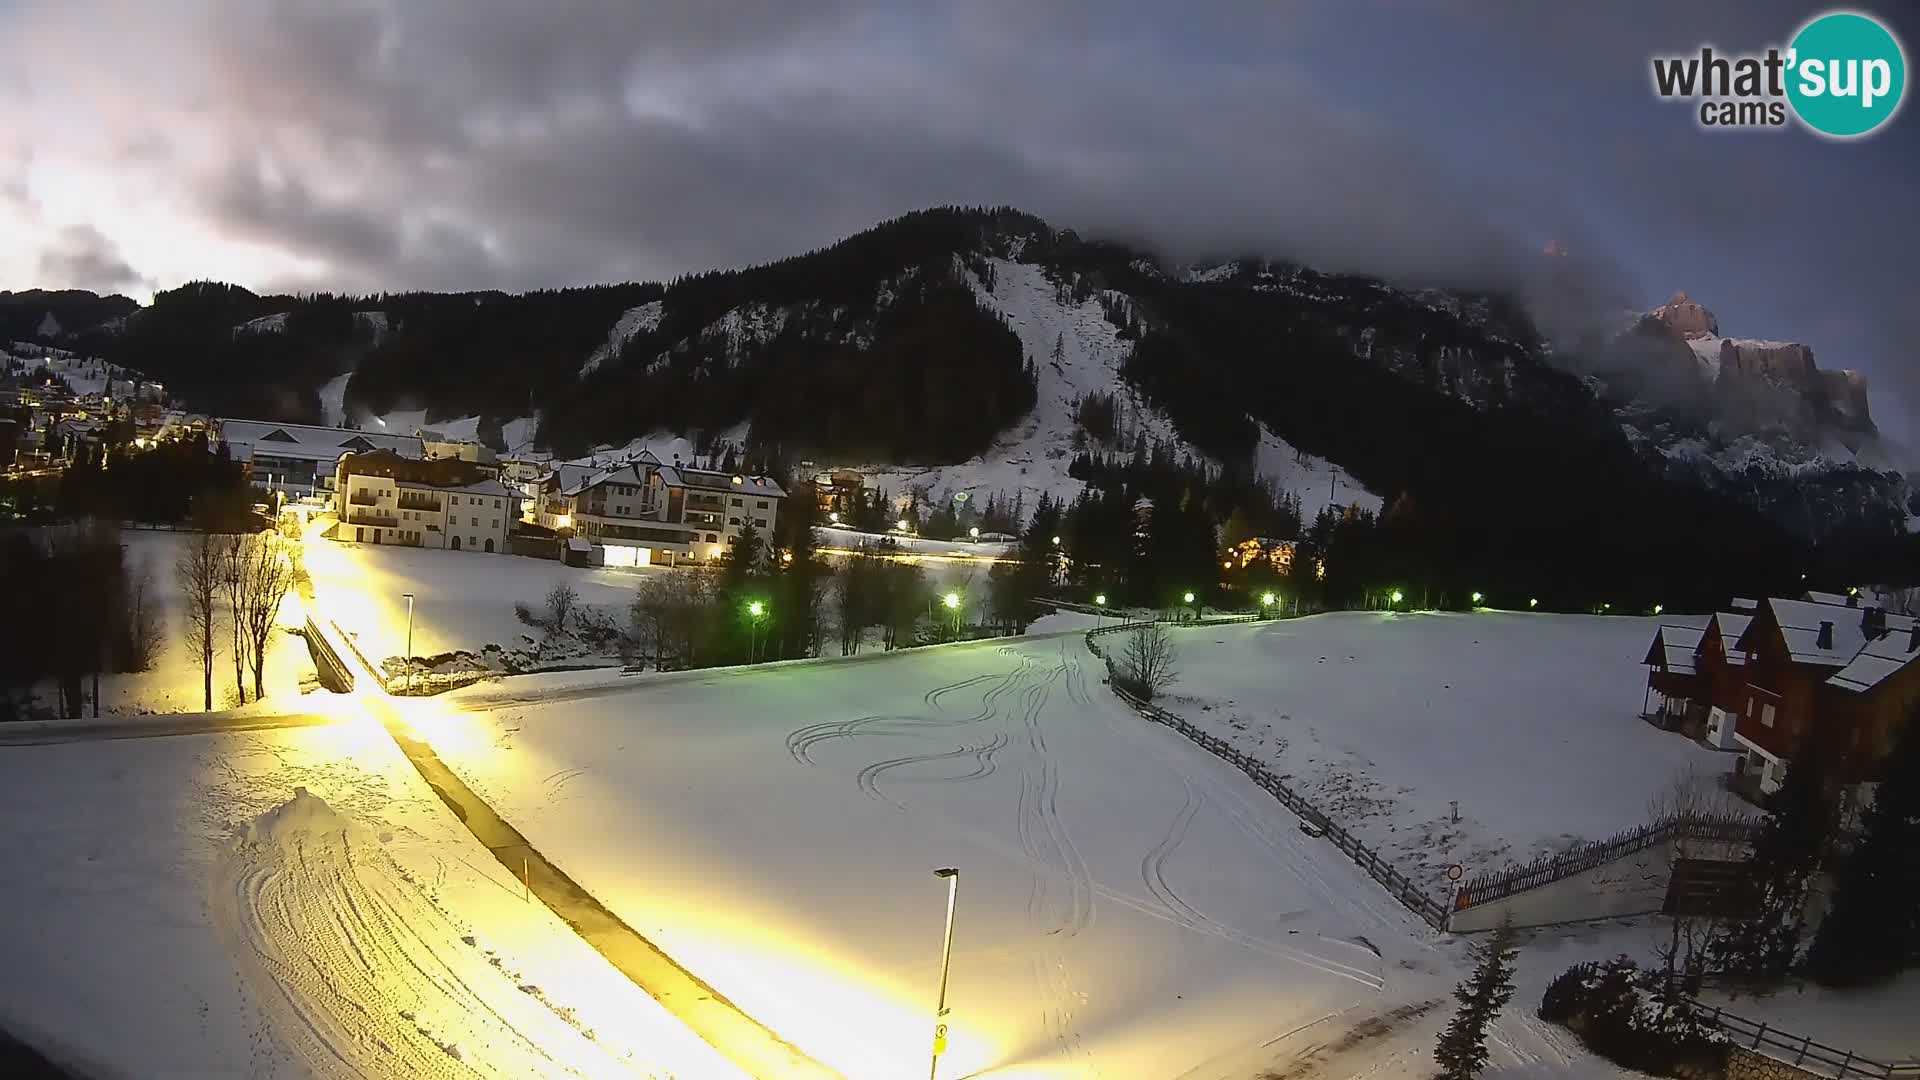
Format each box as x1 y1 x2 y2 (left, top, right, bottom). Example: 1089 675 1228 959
783 645 1391 1029
209 795 638 1080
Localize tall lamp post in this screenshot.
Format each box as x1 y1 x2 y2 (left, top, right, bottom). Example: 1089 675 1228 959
747 600 767 663
402 592 416 694
929 867 960 1080
942 591 962 641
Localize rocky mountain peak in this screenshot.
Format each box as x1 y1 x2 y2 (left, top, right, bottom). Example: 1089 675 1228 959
1650 291 1719 339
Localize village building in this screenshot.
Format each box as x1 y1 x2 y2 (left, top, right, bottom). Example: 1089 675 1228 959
215 418 424 497
534 449 785 567
330 449 514 554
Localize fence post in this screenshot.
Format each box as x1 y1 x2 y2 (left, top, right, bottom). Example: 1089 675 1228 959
1752 1022 1767 1050
1793 1035 1808 1065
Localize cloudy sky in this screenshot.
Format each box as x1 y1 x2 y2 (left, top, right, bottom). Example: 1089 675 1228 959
3 1 1916 437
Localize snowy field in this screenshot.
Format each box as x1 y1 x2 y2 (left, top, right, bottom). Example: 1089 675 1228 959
21 530 315 718
399 631 1643 1079
1156 611 1752 881
0 719 740 1079
304 540 645 672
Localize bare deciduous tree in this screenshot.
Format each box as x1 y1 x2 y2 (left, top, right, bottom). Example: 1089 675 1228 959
218 534 248 702
175 531 223 712
115 554 162 673
1120 623 1179 700
236 533 297 702
544 581 580 635
1648 763 1738 1001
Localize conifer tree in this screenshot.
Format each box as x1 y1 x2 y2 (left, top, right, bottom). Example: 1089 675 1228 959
1805 714 1920 986
1711 738 1837 982
1434 915 1519 1080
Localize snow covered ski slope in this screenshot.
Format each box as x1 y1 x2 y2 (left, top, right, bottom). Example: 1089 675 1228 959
409 634 1441 1079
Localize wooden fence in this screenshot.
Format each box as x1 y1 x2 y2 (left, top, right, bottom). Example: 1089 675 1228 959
1084 621 1453 928
1700 1002 1920 1078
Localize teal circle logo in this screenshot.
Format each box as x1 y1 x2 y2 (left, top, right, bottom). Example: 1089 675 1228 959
1786 11 1906 137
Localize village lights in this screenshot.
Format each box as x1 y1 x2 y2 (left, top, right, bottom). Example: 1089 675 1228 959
1470 591 1483 605
829 512 840 523
1094 594 1107 606
1653 604 1664 615
1223 560 1233 570
1182 591 1195 604
1529 598 1539 608
1390 589 1404 604
1051 535 1061 546
898 519 910 531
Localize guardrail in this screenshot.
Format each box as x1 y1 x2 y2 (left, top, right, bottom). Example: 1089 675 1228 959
1454 812 1762 910
327 618 388 692
1699 1002 1920 1078
302 614 355 692
1084 620 1453 929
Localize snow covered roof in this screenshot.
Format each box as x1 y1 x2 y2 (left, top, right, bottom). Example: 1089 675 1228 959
1826 625 1920 694
675 467 784 499
1745 598 1917 669
217 418 423 464
396 476 516 498
1730 598 1758 610
1703 612 1754 666
1802 590 1854 607
1645 624 1705 674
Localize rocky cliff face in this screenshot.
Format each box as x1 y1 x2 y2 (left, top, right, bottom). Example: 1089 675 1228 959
1645 292 1871 430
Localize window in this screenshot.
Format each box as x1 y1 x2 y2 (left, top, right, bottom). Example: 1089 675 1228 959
1761 703 1776 728
726 535 736 545
450 496 459 505
470 516 479 527
756 500 768 509
493 499 501 508
705 533 718 543
491 519 498 528
728 517 740 526
731 497 743 507
755 518 767 529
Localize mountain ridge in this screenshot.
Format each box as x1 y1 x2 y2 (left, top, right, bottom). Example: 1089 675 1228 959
6 206 1912 546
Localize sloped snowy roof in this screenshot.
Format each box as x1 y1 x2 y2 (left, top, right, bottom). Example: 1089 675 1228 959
217 418 423 464
1802 590 1853 607
1703 612 1754 666
1730 598 1758 610
1826 627 1920 693
1745 598 1917 669
675 467 785 499
1646 624 1705 674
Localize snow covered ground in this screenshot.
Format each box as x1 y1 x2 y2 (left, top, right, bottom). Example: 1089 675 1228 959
1154 611 1753 881
0 719 742 1079
304 540 644 672
397 631 1646 1079
815 524 1015 559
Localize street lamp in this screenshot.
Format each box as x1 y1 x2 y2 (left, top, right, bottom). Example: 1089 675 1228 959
942 591 962 639
747 600 767 662
968 526 979 539
1470 591 1483 606
1094 594 1107 606
929 867 960 1080
1261 591 1276 615
1653 603 1664 615
1389 589 1404 606
1529 597 1539 609
402 592 416 694
898 518 910 532
829 511 840 524
1051 535 1061 547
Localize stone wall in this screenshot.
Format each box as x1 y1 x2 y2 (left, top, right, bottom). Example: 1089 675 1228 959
1724 1046 1829 1080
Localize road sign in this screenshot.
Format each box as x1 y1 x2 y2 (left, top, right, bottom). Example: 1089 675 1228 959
1446 864 1465 882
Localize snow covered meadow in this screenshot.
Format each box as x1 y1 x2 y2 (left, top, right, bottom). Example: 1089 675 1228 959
390 627 1665 1080
0 718 740 1079
1155 611 1753 881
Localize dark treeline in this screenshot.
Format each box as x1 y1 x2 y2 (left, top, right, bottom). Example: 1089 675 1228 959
0 521 161 720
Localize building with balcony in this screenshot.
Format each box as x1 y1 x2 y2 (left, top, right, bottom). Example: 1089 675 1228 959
534 450 785 567
330 449 514 553
216 418 424 496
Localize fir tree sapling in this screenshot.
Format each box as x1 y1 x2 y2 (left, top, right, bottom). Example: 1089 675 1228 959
1434 914 1519 1080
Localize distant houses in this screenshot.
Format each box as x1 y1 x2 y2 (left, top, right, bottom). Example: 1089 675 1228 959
1643 590 1919 805
214 418 424 497
533 449 785 567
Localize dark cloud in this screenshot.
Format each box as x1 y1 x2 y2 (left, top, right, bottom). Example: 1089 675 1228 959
2 0 1915 435
35 224 147 294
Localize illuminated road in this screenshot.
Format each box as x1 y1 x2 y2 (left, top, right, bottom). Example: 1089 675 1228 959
297 546 842 1080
